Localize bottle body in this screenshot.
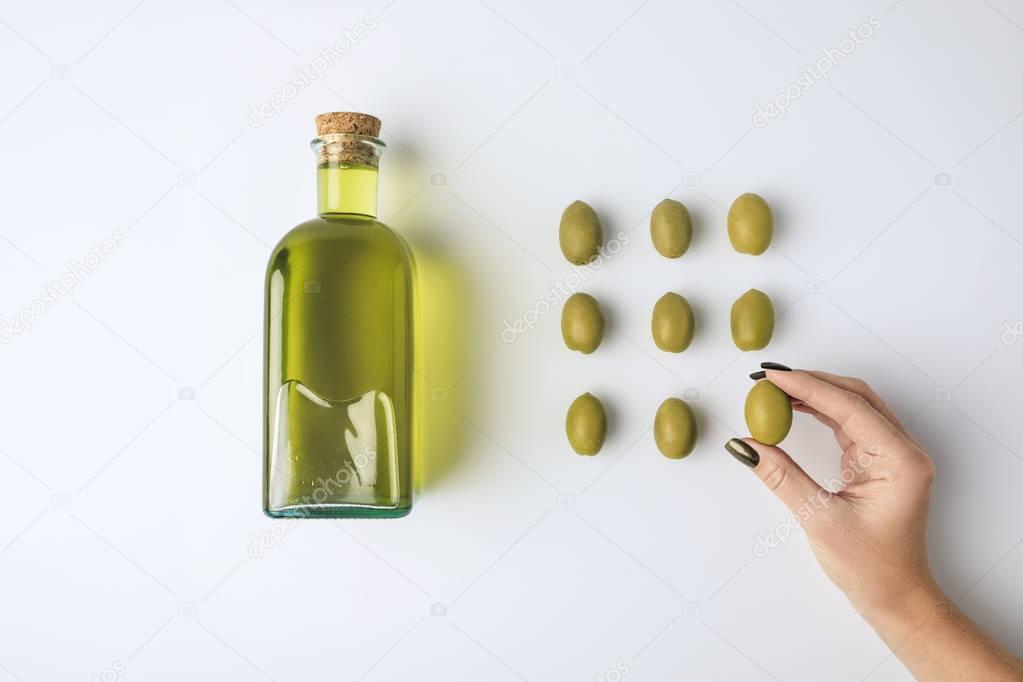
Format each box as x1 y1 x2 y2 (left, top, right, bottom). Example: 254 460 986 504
263 215 415 518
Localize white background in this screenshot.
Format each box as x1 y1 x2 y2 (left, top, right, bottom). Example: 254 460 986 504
1 0 1022 680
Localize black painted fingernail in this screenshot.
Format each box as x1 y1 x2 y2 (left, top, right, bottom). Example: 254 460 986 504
749 370 767 380
760 362 791 371
725 438 760 468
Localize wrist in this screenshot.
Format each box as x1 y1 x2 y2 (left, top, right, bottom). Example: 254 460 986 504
854 577 1023 680
856 576 950 642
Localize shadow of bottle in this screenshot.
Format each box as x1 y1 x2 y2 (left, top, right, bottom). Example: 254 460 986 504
410 237 477 493
381 136 480 496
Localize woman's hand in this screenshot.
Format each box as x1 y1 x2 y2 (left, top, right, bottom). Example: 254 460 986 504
726 367 1023 681
727 367 938 614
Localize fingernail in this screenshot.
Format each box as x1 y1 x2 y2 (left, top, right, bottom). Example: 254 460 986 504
760 362 791 371
749 370 766 380
725 438 760 468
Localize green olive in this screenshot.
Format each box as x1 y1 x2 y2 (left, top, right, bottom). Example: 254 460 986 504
731 289 774 351
654 398 697 459
744 380 792 445
650 199 692 258
652 292 695 353
727 193 772 255
561 293 604 354
559 200 602 265
566 392 606 456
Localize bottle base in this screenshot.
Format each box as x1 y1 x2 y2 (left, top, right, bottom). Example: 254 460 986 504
264 504 412 519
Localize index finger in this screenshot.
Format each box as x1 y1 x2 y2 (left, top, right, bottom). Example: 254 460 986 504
765 369 905 453
802 371 901 426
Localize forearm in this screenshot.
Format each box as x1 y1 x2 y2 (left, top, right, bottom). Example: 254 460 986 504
861 584 1023 681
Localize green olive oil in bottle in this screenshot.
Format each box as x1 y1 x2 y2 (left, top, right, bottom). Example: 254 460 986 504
264 112 415 518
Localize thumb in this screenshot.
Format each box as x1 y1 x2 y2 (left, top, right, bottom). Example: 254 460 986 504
725 438 825 515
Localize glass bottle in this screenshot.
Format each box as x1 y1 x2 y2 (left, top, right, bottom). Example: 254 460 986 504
263 112 415 518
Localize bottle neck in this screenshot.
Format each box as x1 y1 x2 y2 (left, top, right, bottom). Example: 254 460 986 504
312 134 384 219
317 165 379 218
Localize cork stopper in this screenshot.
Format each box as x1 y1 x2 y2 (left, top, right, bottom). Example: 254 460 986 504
314 112 383 168
315 112 382 137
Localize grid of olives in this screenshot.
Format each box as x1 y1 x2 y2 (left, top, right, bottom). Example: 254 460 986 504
559 194 786 457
